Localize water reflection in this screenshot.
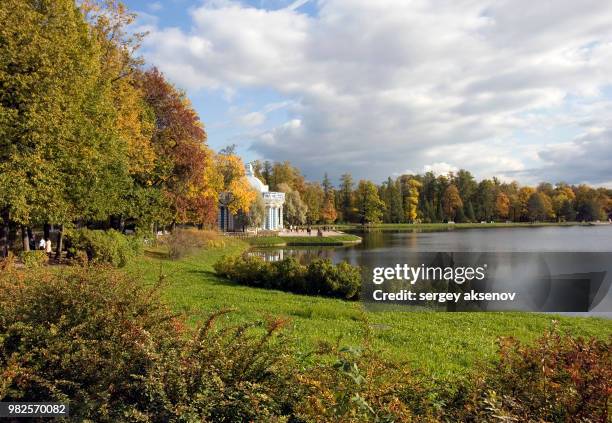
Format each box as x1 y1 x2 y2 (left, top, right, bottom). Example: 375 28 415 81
249 246 338 263
252 226 612 264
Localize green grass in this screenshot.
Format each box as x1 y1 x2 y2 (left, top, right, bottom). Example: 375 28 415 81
246 234 361 246
333 221 591 231
126 240 612 382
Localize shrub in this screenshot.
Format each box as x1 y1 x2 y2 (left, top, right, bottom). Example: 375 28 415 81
143 311 299 422
69 228 142 267
269 256 307 292
214 254 271 287
306 258 361 299
0 265 181 421
456 328 612 422
19 250 48 268
163 228 224 259
0 266 298 422
214 255 362 300
294 343 421 422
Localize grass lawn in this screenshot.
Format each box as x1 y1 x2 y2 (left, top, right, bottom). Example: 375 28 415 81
246 234 361 247
127 240 612 382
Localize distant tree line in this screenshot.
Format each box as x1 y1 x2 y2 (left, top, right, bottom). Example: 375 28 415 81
0 0 255 257
252 161 612 225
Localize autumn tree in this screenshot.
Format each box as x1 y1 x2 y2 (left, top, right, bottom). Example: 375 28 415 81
319 173 337 223
139 68 219 227
321 194 338 224
517 186 536 221
214 153 256 215
442 184 463 221
400 177 421 223
495 192 510 220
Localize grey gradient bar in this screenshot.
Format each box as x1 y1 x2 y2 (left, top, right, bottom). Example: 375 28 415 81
362 252 612 312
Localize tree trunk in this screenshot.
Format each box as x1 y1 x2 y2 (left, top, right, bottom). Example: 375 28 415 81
0 209 9 258
43 223 51 240
55 224 64 261
21 225 30 252
27 227 34 248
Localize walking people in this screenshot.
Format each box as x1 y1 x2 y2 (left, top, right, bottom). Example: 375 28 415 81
45 238 52 254
39 238 46 250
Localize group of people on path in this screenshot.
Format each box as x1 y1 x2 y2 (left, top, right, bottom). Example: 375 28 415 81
285 225 337 236
30 235 53 253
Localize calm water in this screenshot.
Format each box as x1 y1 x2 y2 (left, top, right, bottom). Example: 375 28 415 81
253 225 612 263
252 225 612 315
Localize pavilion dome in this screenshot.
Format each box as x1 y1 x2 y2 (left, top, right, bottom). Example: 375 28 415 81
245 163 268 193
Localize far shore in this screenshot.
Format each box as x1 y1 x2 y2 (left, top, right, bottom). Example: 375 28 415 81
329 221 609 231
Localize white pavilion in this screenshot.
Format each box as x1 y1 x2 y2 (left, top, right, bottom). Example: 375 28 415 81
218 163 285 232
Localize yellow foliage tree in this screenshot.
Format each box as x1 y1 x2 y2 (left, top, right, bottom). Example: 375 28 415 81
215 154 256 214
404 179 422 222
495 192 510 219
518 186 536 220
321 194 338 224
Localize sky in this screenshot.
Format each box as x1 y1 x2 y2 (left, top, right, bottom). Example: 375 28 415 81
124 0 612 186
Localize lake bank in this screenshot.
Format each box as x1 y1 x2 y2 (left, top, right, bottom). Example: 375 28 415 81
127 239 612 381
334 221 601 231
245 233 362 247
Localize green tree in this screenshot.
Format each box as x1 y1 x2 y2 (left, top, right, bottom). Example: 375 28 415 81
0 0 131 256
303 183 324 224
278 183 307 226
455 169 478 204
355 180 384 224
236 193 265 231
476 180 496 221
465 202 476 222
389 179 404 223
527 192 553 222
339 173 354 222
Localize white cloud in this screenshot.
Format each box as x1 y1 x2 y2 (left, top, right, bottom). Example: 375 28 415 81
140 0 612 185
239 111 266 127
423 162 458 176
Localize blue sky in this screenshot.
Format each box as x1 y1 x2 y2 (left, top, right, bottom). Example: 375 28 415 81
124 0 612 186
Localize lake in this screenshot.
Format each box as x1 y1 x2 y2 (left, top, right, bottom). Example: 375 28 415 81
252 225 612 315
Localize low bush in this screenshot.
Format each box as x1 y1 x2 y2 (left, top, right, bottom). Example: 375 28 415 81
68 228 142 267
307 259 362 299
214 255 362 300
451 328 612 422
295 344 424 422
19 250 48 268
0 266 297 422
163 228 225 259
0 262 609 422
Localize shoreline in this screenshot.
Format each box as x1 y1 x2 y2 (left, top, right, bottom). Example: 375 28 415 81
334 221 606 231
245 234 362 247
